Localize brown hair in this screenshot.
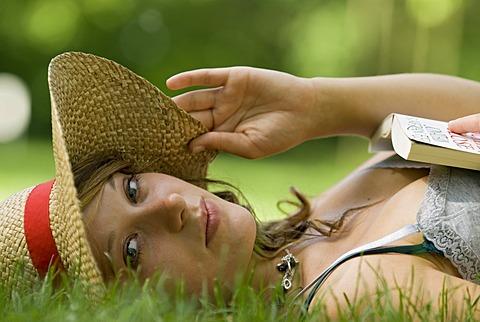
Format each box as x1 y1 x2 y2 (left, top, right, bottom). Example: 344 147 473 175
72 155 345 261
73 154 134 209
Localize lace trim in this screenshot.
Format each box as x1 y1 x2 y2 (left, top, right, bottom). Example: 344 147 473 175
417 166 480 283
363 155 480 282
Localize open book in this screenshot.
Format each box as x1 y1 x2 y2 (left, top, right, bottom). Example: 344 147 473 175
369 113 480 170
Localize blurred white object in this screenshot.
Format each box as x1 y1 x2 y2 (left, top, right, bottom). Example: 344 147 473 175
0 73 31 143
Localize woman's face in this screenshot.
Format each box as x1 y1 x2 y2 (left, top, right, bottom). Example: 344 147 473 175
83 172 257 297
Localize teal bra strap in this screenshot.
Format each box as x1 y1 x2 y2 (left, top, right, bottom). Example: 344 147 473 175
302 240 437 314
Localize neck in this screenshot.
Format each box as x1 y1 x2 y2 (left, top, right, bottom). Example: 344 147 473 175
246 249 304 301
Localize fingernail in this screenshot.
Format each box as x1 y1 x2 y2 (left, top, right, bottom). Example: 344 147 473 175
192 146 205 154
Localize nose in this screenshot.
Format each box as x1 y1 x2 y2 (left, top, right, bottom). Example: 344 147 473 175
142 193 186 232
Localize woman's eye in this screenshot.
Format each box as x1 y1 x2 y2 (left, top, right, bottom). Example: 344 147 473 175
126 175 139 203
124 234 140 269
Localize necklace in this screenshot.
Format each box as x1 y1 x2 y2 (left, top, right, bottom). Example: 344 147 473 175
276 249 299 292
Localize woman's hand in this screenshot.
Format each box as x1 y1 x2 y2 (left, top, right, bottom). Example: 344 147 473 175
449 114 480 134
168 66 480 158
167 67 317 159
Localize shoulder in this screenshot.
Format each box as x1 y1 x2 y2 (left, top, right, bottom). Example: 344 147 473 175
308 253 480 318
311 254 427 305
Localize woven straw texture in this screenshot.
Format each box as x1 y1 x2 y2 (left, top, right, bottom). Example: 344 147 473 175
0 187 37 290
49 52 217 179
0 52 217 298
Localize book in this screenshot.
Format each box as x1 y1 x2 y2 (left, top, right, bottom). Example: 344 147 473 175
369 113 480 170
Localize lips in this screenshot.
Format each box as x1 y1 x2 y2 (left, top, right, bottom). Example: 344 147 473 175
203 199 220 246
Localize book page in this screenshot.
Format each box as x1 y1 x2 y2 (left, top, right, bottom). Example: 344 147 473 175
395 114 480 155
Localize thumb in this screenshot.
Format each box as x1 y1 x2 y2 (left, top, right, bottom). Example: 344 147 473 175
189 132 262 159
449 114 480 134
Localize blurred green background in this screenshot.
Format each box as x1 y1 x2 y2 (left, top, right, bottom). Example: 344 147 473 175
1 0 479 219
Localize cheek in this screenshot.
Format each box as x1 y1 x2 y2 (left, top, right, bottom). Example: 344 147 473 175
228 205 257 243
221 205 257 265
141 240 215 296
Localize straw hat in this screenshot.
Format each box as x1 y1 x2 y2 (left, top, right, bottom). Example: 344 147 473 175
0 52 217 297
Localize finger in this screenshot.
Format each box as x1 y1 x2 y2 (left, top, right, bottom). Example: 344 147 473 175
190 132 263 159
172 87 222 112
448 114 480 133
167 68 231 90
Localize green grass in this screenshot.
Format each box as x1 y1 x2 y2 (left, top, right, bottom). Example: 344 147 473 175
1 269 478 322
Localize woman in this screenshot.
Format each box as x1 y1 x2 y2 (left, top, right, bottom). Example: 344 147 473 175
81 64 480 317
1 52 479 318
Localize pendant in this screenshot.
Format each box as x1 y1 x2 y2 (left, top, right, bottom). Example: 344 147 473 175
276 249 299 291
